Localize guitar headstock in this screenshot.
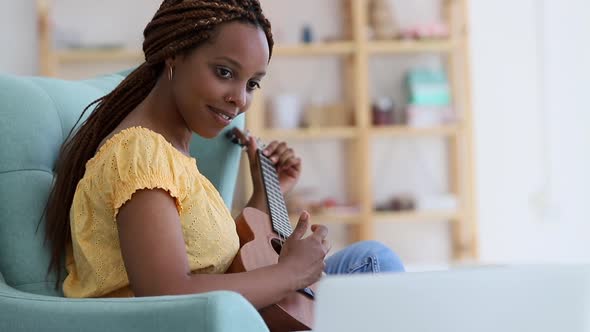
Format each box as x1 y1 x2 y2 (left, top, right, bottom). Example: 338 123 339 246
225 128 248 148
226 127 266 151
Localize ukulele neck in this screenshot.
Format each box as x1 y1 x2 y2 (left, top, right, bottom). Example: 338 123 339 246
257 149 293 239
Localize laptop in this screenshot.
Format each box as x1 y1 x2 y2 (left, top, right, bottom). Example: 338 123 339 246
314 265 590 332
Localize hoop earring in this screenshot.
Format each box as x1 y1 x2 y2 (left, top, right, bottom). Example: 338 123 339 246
168 65 175 81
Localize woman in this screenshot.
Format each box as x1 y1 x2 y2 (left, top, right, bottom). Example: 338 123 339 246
44 0 404 309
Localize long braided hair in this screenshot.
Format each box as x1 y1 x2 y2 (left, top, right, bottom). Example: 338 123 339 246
44 0 273 288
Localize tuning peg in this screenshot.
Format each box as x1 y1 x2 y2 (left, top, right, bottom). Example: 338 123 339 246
225 129 243 146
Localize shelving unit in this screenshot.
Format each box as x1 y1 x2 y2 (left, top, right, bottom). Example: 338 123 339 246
243 0 477 261
37 0 477 261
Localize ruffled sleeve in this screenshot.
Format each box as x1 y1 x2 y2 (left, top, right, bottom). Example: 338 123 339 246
91 127 190 219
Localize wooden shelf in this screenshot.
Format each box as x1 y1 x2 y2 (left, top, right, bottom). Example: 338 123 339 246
54 40 453 62
53 42 354 64
289 209 460 225
274 42 355 56
290 211 361 225
260 125 458 140
260 127 358 140
370 124 459 137
56 49 143 63
374 210 461 222
368 40 455 54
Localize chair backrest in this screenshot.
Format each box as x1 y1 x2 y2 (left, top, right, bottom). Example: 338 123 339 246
0 72 244 297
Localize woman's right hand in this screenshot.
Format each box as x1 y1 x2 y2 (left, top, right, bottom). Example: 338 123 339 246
278 211 331 290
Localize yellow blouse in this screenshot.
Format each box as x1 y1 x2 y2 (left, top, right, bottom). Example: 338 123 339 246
63 127 240 298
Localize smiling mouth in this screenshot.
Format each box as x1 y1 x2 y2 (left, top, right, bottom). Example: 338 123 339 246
208 106 235 121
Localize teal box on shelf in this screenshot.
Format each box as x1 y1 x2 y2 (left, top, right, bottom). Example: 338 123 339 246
405 69 452 106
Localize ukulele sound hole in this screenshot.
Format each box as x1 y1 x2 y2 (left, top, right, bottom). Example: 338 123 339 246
270 238 284 255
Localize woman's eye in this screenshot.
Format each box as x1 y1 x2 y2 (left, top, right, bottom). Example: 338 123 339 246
248 81 261 90
217 67 232 79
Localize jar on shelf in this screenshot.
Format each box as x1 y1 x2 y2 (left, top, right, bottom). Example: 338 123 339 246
267 94 303 129
372 97 394 126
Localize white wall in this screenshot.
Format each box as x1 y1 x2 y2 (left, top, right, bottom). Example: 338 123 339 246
0 0 37 75
2 0 588 266
470 0 590 264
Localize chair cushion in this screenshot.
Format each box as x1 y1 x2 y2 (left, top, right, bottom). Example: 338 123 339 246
0 72 244 296
0 73 128 296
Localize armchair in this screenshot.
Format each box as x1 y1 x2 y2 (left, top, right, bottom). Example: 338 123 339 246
0 71 267 332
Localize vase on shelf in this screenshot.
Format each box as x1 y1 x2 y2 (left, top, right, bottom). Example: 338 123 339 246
369 0 399 40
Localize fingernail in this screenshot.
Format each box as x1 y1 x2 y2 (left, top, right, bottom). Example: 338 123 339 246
263 149 269 156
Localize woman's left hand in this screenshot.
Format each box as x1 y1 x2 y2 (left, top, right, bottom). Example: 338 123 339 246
261 140 302 195
232 128 302 196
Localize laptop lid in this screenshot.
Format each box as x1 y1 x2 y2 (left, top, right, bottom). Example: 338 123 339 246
314 265 590 332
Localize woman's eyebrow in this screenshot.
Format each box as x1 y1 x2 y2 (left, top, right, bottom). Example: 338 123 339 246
214 56 266 77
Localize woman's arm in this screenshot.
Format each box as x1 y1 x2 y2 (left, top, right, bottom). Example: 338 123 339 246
117 188 327 309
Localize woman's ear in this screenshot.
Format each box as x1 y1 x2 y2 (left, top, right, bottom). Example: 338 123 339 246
164 56 178 81
165 56 177 69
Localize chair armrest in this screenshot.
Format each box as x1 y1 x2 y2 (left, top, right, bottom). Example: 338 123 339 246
0 283 268 332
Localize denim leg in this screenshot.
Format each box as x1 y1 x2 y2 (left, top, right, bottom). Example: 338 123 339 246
324 240 405 275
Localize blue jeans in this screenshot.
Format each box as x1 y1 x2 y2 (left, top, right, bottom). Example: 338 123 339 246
324 241 405 274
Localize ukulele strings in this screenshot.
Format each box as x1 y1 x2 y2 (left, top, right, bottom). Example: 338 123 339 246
227 130 288 243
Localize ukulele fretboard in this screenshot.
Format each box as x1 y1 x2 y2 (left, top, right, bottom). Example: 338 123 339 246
258 150 293 239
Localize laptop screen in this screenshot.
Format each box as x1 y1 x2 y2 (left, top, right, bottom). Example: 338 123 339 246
314 265 590 332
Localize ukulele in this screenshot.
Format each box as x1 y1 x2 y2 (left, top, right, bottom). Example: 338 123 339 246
225 129 316 332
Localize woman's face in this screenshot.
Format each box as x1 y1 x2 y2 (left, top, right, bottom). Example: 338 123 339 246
170 21 270 138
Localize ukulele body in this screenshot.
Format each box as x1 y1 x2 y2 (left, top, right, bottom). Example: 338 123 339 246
227 207 315 332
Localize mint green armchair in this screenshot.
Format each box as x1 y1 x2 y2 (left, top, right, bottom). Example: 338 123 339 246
0 72 267 332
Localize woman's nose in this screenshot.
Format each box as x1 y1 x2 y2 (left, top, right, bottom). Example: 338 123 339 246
226 88 247 108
